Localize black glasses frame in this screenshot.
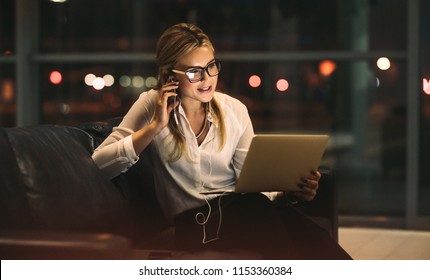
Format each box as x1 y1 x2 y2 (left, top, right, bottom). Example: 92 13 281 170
171 60 221 83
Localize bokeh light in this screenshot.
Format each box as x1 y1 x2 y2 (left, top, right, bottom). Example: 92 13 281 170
119 75 131 87
103 74 115 87
92 77 105 90
49 70 62 85
132 76 145 88
319 60 336 76
1 79 14 103
276 79 289 92
249 75 262 88
377 57 391 70
85 73 96 86
145 76 158 88
424 78 430 95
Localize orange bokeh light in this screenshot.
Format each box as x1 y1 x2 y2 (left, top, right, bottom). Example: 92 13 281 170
319 60 336 76
249 75 262 88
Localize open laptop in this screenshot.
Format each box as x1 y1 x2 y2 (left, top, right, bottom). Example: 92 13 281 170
201 134 329 194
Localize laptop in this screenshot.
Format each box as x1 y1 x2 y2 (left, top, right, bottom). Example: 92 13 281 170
201 134 329 194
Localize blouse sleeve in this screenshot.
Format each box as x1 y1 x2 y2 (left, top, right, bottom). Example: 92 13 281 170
92 90 156 179
92 132 139 179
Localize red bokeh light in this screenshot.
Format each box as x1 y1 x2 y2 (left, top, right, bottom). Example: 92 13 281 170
49 70 62 85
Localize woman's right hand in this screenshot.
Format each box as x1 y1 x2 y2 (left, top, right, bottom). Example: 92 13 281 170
131 80 179 155
152 80 179 130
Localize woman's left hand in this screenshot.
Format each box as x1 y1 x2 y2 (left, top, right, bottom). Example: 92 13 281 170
287 170 321 202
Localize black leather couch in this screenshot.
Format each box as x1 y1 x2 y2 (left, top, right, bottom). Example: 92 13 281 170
0 118 338 259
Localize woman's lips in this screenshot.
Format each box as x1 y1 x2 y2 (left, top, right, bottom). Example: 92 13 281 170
198 85 212 93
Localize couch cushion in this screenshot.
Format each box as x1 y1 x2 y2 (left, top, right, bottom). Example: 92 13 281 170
2 125 133 238
0 129 33 229
79 118 173 248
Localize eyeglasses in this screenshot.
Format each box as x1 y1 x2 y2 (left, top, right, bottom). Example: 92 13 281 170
171 60 221 83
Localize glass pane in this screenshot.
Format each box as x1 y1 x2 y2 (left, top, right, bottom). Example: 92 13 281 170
39 63 157 125
1 0 16 126
368 0 407 51
331 60 407 216
220 61 334 133
225 59 407 216
0 0 15 54
43 58 407 217
32 0 410 223
39 0 407 52
419 0 430 215
0 65 16 127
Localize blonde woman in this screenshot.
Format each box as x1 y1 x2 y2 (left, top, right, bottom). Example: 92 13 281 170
92 23 351 259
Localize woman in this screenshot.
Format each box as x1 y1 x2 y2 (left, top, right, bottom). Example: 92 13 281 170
92 23 351 259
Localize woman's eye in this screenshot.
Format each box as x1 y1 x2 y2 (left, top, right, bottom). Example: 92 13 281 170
188 69 200 74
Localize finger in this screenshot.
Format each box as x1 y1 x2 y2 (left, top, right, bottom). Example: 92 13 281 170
296 180 318 199
313 170 321 180
298 183 318 197
298 178 319 190
160 85 178 103
301 185 318 195
305 170 321 181
290 190 315 202
161 86 178 98
163 80 179 89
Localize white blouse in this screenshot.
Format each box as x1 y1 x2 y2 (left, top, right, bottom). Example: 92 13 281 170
92 89 262 223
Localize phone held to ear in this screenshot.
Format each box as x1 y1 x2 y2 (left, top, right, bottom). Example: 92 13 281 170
167 76 178 105
168 95 176 105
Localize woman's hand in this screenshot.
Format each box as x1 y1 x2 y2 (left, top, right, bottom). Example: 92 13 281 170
286 170 321 202
152 80 179 130
131 80 179 155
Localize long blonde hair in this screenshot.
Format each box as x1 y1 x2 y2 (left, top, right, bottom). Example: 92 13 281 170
155 23 226 161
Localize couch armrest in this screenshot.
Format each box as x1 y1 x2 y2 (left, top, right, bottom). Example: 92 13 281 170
0 230 132 260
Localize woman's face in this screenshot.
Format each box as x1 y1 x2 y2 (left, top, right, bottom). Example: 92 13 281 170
172 46 218 105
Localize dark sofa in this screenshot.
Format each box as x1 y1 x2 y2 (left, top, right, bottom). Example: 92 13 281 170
0 118 338 259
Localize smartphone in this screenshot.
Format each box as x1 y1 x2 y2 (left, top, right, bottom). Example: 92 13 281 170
168 95 176 105
167 76 178 105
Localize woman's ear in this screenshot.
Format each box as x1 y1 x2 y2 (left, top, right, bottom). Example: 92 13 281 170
159 69 171 85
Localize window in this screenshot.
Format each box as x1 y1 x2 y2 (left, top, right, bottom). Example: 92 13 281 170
0 0 15 127
3 0 429 229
